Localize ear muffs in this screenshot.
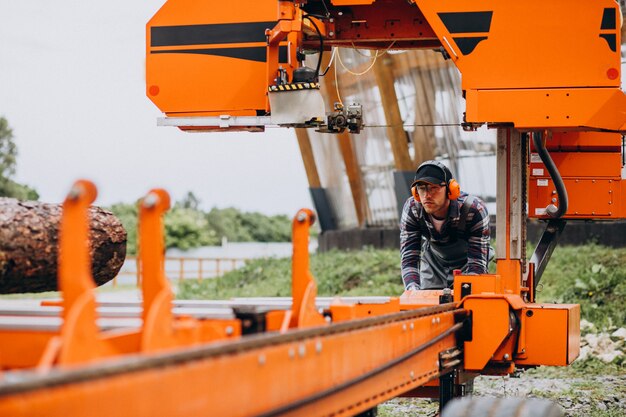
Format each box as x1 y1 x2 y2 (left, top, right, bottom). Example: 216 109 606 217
411 183 421 202
447 179 461 200
411 161 461 202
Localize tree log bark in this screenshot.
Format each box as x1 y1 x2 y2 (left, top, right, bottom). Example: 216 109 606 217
0 198 127 294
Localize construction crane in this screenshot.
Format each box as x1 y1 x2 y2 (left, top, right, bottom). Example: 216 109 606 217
0 0 624 416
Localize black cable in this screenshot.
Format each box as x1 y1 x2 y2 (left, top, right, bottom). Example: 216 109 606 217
303 14 323 77
256 321 464 417
532 131 568 218
319 54 333 76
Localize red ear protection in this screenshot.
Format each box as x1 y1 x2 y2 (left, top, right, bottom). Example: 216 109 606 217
411 161 461 202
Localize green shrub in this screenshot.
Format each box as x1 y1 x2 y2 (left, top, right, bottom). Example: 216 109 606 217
177 248 404 299
537 244 626 329
179 244 626 332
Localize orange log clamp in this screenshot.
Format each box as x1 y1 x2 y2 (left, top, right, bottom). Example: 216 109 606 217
138 188 241 349
287 208 326 329
45 180 141 368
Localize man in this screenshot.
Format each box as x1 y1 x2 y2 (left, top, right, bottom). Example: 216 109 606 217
400 160 491 290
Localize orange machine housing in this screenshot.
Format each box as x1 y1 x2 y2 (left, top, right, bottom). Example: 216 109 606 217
529 131 626 219
146 0 294 117
147 0 626 132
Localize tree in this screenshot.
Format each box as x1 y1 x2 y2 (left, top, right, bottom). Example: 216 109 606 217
179 191 201 210
0 117 39 200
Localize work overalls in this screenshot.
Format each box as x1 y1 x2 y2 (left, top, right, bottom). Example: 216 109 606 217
418 196 474 290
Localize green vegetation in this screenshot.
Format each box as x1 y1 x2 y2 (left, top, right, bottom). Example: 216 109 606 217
178 248 403 299
0 116 38 200
536 244 625 330
178 243 626 332
108 194 292 255
528 357 624 378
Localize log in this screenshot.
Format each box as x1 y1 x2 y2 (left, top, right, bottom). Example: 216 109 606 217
0 198 127 294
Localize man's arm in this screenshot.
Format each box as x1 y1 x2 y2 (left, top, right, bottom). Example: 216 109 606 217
400 197 422 289
465 198 491 274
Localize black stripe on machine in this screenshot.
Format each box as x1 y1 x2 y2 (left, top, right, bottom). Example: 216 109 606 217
452 37 488 55
437 12 493 34
151 21 276 47
600 34 616 52
151 46 288 63
600 8 616 30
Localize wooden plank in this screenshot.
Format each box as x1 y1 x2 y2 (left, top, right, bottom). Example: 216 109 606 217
372 54 413 171
321 54 369 226
295 128 322 188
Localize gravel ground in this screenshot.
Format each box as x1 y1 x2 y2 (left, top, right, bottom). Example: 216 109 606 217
378 371 626 417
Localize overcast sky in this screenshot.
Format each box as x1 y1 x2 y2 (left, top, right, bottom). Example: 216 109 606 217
0 1 311 215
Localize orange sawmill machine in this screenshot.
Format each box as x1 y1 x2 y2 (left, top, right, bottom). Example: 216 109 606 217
0 0 625 415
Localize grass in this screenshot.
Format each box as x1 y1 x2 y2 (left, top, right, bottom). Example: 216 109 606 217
178 244 626 330
177 247 404 299
535 244 626 330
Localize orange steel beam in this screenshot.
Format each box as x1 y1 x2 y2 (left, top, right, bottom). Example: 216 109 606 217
0 305 462 417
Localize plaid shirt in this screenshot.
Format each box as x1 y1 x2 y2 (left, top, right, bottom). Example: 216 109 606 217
400 193 491 289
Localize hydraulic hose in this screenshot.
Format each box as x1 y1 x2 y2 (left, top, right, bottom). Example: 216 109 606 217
532 132 568 218
302 15 323 77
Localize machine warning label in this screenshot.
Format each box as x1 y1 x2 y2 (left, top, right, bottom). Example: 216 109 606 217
530 153 541 163
532 168 544 176
537 179 549 186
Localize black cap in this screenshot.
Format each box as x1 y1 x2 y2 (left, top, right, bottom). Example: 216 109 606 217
414 163 447 185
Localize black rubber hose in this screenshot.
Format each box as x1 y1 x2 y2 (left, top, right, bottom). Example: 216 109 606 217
532 132 568 218
303 15 323 76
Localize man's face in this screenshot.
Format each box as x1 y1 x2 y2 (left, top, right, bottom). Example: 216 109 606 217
416 183 449 216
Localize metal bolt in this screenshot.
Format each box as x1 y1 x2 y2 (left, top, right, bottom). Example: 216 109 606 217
521 348 526 354
338 11 343 15
431 318 436 325
316 341 323 354
68 184 84 200
296 211 308 223
402 324 407 331
436 317 440 324
551 198 557 203
329 31 334 37
329 18 334 22
503 353 510 360
258 354 266 365
298 344 306 357
410 371 415 380
144 193 159 208
225 326 234 336
410 322 414 330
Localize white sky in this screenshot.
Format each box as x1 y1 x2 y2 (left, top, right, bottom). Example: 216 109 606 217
0 1 312 215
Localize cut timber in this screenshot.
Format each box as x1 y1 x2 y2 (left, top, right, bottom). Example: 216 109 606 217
0 198 126 294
